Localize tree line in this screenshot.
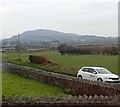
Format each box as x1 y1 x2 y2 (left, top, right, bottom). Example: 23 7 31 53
57 44 119 55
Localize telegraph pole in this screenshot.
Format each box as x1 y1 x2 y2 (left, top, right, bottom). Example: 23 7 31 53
17 34 21 61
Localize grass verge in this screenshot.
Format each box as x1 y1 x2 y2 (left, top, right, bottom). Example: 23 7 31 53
2 71 67 97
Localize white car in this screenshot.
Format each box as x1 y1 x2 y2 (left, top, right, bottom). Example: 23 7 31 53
77 67 120 83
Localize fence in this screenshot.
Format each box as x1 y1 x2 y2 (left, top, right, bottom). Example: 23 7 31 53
3 63 120 96
2 95 120 107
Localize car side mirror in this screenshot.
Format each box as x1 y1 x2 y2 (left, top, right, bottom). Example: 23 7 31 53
93 71 97 74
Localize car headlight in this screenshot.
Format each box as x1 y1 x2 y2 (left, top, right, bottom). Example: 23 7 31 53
105 77 109 79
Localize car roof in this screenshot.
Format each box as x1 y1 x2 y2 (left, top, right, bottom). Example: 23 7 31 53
82 66 105 69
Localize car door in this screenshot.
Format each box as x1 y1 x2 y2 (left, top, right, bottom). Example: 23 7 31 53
88 68 97 81
80 68 89 79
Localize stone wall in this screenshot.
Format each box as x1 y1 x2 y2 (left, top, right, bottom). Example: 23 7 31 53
3 63 120 96
2 95 119 107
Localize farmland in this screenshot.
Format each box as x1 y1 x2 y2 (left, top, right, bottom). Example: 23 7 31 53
2 71 67 97
1 50 119 98
2 50 118 75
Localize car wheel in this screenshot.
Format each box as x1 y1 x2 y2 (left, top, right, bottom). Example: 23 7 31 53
78 75 83 79
97 78 103 82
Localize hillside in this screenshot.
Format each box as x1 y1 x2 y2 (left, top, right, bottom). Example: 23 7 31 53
2 29 118 48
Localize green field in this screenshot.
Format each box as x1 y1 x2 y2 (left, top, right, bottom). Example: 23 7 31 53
36 51 118 73
2 71 67 97
2 51 118 75
2 51 119 97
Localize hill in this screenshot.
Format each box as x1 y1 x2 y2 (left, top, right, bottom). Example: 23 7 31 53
2 29 118 48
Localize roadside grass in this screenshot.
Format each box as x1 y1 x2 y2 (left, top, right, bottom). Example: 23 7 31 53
2 71 67 97
2 51 118 76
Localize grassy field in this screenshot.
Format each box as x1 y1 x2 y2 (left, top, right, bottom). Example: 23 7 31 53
2 51 118 75
36 51 118 73
1 51 119 97
2 71 67 97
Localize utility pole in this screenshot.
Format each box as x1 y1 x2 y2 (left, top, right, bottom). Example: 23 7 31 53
6 49 8 59
17 34 21 61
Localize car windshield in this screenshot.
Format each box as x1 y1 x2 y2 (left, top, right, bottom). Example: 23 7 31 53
96 68 112 74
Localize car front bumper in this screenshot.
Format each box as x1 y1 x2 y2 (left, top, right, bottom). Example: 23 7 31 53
104 78 120 83
105 79 120 83
105 81 120 83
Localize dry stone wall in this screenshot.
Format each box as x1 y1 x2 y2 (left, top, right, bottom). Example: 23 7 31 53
2 95 120 107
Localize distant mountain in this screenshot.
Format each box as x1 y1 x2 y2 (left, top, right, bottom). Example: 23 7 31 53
2 29 118 48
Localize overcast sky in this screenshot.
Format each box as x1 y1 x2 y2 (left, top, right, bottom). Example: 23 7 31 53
0 0 119 40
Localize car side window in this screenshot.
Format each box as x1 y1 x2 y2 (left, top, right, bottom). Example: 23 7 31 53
88 68 96 74
82 68 89 72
